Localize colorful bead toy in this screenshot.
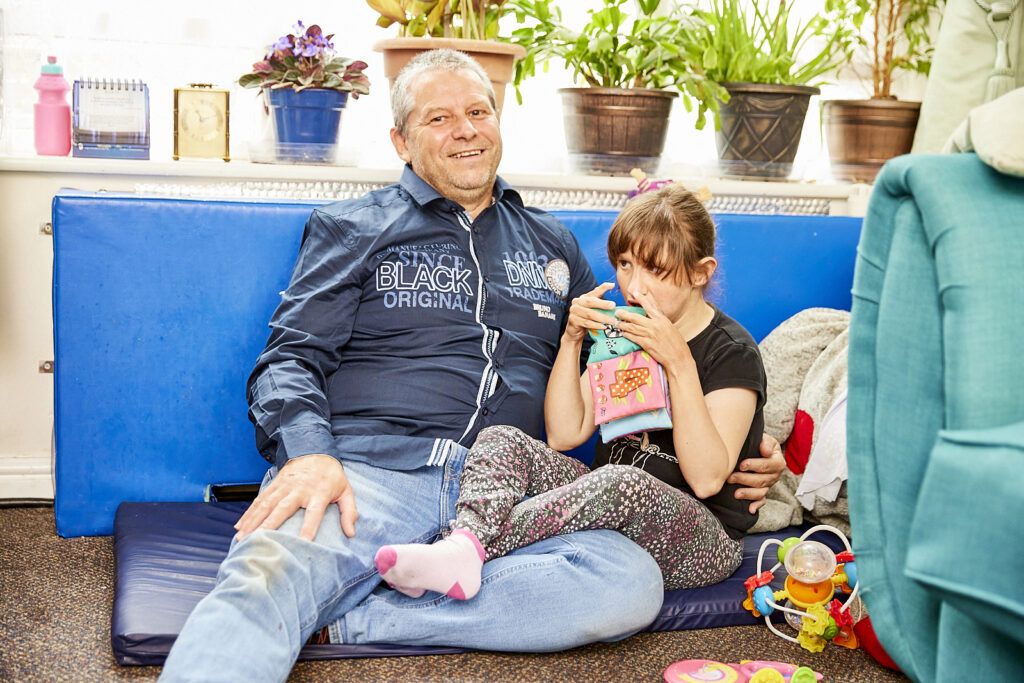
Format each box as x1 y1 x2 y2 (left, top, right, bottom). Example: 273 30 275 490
741 525 860 653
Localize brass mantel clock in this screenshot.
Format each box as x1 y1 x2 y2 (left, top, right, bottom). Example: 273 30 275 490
173 84 230 161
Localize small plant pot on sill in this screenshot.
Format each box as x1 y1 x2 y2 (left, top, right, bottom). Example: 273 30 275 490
823 98 921 183
716 82 819 180
374 37 525 113
268 88 348 164
559 87 677 176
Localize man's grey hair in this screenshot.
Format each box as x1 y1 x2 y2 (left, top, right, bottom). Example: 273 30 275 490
391 49 496 136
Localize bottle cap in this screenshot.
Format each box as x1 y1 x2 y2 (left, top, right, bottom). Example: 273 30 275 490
41 56 64 75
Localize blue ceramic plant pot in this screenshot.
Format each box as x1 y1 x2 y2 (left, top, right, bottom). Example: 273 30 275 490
267 88 348 163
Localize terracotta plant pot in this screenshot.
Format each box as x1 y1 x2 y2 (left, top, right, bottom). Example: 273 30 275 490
558 87 677 176
716 82 819 180
374 37 525 113
823 99 921 183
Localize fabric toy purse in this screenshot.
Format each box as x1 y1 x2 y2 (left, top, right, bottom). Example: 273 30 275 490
586 307 672 442
588 350 669 425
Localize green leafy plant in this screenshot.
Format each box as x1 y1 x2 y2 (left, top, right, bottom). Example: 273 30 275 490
689 0 857 84
366 0 512 39
506 0 728 129
851 0 942 98
683 0 857 124
238 21 371 96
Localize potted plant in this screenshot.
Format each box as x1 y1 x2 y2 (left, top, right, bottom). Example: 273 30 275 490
367 0 526 110
507 0 727 174
686 0 857 179
822 0 942 182
239 21 371 163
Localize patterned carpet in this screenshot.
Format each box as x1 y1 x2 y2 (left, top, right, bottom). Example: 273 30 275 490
0 505 907 682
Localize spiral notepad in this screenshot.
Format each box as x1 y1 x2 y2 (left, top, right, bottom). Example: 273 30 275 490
72 78 150 159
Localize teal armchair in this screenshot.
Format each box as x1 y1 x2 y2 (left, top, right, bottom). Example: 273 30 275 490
848 153 1024 681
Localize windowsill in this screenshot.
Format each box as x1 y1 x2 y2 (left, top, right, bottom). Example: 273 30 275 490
0 153 406 183
0 153 872 216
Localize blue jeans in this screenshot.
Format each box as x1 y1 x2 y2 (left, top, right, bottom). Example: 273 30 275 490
159 451 663 682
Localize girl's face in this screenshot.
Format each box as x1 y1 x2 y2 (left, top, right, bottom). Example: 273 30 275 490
614 248 714 325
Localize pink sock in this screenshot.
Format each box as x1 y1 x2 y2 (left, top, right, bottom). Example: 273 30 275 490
374 529 486 600
383 583 425 599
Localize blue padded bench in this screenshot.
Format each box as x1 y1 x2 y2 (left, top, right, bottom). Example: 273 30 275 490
51 191 862 663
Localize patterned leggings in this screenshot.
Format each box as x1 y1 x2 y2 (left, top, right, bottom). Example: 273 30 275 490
456 425 744 591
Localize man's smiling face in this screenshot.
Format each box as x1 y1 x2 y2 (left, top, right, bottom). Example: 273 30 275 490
390 68 503 209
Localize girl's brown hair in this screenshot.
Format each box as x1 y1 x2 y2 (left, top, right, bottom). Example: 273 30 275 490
607 184 717 289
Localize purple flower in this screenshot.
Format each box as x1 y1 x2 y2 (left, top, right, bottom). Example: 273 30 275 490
272 35 292 53
239 20 369 96
297 41 320 58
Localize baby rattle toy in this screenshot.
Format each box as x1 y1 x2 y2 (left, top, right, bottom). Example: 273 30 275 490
663 659 822 682
741 524 860 653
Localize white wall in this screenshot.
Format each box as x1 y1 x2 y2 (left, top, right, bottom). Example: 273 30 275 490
0 0 927 179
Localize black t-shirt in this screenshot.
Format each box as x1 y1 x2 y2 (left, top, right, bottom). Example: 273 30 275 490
592 306 766 539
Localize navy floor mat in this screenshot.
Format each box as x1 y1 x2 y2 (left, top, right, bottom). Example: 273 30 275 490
113 501 827 665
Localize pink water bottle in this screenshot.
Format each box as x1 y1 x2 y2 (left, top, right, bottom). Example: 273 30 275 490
34 56 71 156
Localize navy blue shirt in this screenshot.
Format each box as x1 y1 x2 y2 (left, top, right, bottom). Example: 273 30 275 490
247 167 597 471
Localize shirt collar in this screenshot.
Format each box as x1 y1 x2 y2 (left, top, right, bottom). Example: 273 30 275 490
398 165 523 211
494 175 524 207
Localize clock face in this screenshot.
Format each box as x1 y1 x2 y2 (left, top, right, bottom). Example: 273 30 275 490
175 88 229 159
181 98 224 141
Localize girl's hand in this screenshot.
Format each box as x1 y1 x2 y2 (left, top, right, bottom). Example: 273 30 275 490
563 282 617 342
613 290 693 371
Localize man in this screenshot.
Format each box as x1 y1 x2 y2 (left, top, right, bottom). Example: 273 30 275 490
160 49 783 681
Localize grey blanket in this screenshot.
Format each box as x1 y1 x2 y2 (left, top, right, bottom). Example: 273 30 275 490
751 308 851 535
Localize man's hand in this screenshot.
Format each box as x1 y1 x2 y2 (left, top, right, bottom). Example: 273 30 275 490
234 454 359 542
728 433 785 514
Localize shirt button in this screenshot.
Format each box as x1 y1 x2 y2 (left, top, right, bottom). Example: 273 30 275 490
482 407 490 416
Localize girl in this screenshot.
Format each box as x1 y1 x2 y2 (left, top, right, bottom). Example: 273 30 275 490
374 184 766 599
